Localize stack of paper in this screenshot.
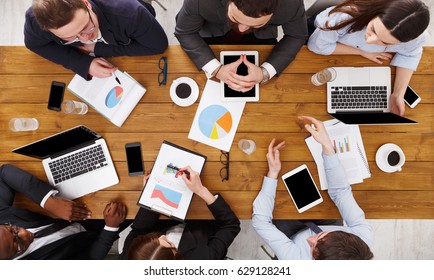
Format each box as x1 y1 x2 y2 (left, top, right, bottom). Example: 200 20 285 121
305 119 370 190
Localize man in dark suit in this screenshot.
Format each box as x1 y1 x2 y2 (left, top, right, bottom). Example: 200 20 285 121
175 0 308 92
121 166 241 260
0 164 127 260
24 0 168 80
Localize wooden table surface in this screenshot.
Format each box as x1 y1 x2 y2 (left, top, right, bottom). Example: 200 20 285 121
0 45 433 220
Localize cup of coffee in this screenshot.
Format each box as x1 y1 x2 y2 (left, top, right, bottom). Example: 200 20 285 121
375 143 406 173
170 77 199 107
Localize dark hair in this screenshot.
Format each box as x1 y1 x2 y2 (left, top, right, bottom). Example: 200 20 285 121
32 0 87 31
127 233 183 260
313 231 374 260
229 0 279 18
325 0 430 42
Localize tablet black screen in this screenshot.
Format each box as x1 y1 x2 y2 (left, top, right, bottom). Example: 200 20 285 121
222 55 256 98
283 168 321 209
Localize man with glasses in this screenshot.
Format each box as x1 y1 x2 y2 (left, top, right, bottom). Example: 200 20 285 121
24 0 168 80
0 164 127 259
175 0 307 92
252 116 374 260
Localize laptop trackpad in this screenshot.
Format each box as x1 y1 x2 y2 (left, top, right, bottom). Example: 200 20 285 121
349 68 370 85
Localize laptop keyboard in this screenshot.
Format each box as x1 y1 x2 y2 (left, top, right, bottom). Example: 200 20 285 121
331 86 388 110
48 145 108 184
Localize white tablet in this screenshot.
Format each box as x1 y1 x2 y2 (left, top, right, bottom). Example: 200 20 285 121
281 164 323 213
220 51 259 102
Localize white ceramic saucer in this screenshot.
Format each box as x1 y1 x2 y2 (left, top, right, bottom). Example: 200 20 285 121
375 143 405 173
169 77 199 107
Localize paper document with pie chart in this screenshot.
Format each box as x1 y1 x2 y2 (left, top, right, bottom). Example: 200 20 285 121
189 80 245 151
67 69 146 127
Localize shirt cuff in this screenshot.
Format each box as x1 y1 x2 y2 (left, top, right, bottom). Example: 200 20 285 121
40 190 59 208
202 59 221 79
322 153 341 169
104 225 119 232
261 62 277 79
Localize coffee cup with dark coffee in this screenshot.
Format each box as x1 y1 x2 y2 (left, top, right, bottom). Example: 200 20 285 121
375 143 406 173
170 77 199 107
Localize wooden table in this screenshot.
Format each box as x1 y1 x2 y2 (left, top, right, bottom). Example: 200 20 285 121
0 45 433 219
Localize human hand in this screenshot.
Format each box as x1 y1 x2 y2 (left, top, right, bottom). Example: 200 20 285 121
242 55 263 84
89 58 116 78
179 166 216 204
77 43 96 54
142 174 150 186
216 55 256 92
44 196 91 222
360 51 393 64
266 138 286 179
390 93 405 116
297 116 335 155
103 202 127 228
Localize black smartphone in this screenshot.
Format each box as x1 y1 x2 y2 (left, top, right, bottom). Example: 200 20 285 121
404 86 421 108
125 142 144 176
47 81 66 111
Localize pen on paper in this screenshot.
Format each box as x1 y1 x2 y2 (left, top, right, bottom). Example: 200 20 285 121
167 164 190 176
113 72 121 85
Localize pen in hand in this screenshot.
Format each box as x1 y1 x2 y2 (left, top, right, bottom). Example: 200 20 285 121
113 71 121 85
167 164 190 178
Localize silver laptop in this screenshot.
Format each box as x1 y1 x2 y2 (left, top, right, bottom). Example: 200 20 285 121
327 67 416 124
12 125 119 199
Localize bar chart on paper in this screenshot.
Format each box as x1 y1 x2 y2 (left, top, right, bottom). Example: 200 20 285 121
332 135 351 154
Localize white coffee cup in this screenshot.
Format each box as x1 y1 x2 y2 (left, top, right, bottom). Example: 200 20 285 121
375 143 406 173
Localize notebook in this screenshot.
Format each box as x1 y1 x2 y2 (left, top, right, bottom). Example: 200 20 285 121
67 69 146 127
327 67 417 124
137 141 206 221
12 125 119 199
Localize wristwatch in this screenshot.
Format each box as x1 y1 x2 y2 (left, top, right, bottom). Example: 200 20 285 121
261 67 270 84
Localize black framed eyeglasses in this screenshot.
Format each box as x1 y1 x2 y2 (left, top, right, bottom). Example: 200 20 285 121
2 223 25 258
220 150 229 181
158 56 168 86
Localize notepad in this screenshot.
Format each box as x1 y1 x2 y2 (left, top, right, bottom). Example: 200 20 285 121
67 70 146 127
305 119 370 190
137 141 207 221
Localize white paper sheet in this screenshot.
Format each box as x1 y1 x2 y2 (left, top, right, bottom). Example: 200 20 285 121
188 80 245 152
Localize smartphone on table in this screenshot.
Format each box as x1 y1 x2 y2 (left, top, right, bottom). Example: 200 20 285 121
47 81 66 111
125 142 144 176
404 86 421 108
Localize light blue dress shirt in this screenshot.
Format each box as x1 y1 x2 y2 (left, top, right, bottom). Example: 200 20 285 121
307 6 428 71
252 154 374 260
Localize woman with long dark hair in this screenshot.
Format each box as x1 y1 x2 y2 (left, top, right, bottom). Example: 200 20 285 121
307 0 430 116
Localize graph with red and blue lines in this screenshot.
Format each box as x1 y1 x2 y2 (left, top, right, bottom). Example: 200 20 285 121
151 185 182 209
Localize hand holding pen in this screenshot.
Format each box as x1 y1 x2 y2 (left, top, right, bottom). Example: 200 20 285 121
179 166 216 205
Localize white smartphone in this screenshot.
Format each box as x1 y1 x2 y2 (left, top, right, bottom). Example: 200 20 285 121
281 164 323 213
404 86 421 108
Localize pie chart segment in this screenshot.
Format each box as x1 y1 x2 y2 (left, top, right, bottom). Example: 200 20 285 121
198 105 233 140
105 86 124 108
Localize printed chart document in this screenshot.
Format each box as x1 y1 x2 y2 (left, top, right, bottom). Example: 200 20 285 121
67 70 146 127
189 80 245 152
138 141 206 221
305 119 370 190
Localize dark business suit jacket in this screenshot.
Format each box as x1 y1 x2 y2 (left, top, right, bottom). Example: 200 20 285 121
175 0 308 75
0 164 118 260
24 0 168 79
120 195 241 260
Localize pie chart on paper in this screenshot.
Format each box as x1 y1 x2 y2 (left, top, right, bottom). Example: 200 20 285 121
105 86 124 108
198 105 233 140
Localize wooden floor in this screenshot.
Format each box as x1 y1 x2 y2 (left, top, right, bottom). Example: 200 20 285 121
0 45 433 220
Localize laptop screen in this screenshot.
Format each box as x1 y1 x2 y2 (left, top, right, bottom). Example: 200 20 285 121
330 112 417 125
12 126 100 159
